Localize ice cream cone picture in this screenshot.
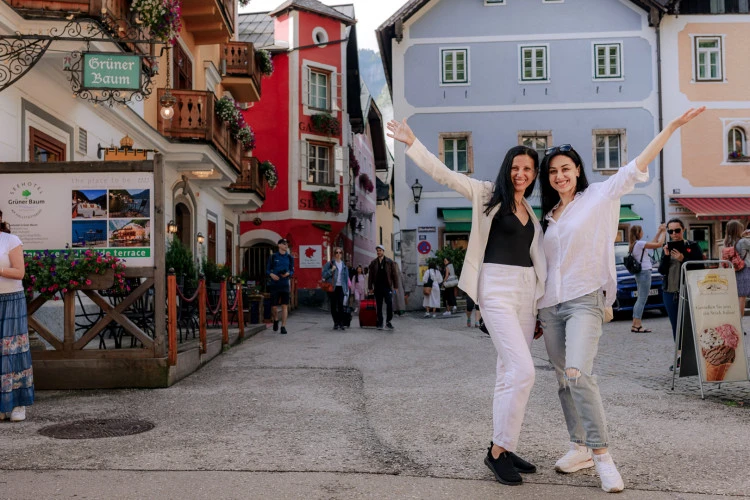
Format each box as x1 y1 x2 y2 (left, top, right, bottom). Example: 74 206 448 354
699 324 739 382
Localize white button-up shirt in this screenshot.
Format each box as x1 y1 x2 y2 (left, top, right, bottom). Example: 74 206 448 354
538 159 649 309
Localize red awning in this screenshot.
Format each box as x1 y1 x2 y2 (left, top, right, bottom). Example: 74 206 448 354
673 197 750 220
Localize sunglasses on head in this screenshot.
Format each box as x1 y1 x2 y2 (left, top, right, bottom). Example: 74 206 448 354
667 228 682 234
544 144 573 156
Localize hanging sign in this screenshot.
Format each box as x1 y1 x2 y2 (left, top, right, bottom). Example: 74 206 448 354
82 53 142 90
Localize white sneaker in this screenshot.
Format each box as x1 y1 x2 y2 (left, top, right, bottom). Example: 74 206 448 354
554 442 594 473
593 452 624 493
452 306 457 313
424 313 431 318
442 311 451 316
10 406 25 422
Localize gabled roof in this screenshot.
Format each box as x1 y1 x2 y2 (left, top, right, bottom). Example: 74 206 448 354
269 0 355 25
376 0 669 96
238 12 276 48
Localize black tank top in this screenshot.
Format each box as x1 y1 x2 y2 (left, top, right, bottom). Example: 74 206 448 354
483 212 534 267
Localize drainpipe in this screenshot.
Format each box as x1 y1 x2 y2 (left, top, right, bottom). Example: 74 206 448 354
655 18 666 223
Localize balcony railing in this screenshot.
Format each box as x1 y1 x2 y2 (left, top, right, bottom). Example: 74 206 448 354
220 41 262 102
228 156 267 200
156 89 242 171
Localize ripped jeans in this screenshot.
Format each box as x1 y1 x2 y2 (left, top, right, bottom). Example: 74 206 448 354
539 290 609 449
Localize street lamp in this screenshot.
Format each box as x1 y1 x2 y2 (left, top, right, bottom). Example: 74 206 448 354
411 179 423 214
159 46 176 121
196 232 205 245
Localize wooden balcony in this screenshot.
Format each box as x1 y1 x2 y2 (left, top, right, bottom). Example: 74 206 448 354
221 41 262 103
181 0 235 46
156 88 242 172
227 156 267 201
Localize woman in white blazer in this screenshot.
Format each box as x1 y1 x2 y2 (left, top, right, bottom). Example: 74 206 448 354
388 118 546 487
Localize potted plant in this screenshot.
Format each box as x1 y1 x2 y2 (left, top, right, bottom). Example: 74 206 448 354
215 96 256 150
165 237 197 288
259 160 278 189
132 0 182 45
312 189 339 212
310 113 341 136
258 49 274 77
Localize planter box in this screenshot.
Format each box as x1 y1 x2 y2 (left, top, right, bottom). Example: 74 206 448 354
81 269 115 290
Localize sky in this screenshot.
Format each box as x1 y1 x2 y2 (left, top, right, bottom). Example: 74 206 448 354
241 0 409 52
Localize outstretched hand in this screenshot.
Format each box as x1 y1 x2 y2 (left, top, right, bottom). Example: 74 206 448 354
669 106 706 130
386 119 416 147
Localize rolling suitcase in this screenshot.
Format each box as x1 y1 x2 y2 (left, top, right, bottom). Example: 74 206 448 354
359 296 378 328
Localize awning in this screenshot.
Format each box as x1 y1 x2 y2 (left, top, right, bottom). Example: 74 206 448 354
440 208 472 222
445 222 472 232
619 204 642 222
673 197 750 220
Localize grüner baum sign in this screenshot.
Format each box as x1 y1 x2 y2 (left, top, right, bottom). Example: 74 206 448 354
82 53 141 90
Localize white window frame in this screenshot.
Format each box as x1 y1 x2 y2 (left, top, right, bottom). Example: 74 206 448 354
592 42 623 80
302 60 340 116
518 44 549 83
306 141 335 186
440 48 470 86
438 132 473 174
692 35 724 82
721 119 750 165
592 128 627 171
518 130 553 158
308 69 329 111
299 134 342 191
312 27 329 47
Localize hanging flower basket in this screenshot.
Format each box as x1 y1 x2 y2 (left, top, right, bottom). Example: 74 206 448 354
349 148 360 176
358 173 374 193
215 96 256 150
132 0 182 45
260 160 278 189
258 49 274 77
310 113 341 136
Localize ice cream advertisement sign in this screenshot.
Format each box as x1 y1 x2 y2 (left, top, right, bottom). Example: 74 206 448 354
685 269 749 383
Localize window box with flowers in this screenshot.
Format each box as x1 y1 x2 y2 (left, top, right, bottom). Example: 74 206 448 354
358 172 374 193
132 0 182 45
215 96 256 150
728 151 749 162
260 160 278 189
23 250 129 300
258 49 274 77
312 189 339 212
310 113 341 136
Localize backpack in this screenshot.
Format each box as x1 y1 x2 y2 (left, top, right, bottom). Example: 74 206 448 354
722 245 746 272
624 245 646 275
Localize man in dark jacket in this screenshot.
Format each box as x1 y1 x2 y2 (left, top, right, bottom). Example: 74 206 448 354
367 244 400 330
266 238 294 334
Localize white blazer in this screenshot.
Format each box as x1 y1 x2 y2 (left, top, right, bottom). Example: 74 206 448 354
406 139 546 313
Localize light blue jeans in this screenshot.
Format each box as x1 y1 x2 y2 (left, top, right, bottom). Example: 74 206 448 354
632 269 652 320
539 291 609 449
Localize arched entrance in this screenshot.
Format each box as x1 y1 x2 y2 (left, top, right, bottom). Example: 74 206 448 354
243 243 274 285
175 202 191 248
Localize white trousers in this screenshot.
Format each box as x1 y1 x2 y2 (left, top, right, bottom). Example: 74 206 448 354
478 263 536 452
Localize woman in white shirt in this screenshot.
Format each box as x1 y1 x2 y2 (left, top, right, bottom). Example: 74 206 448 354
422 262 442 317
628 224 666 333
388 118 546 487
537 107 704 493
0 221 34 422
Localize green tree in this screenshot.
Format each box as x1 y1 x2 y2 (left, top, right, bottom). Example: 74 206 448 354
427 246 466 277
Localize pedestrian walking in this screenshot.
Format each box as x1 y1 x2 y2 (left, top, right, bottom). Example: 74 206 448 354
388 118 546 487
422 262 442 317
441 257 458 315
351 265 367 314
266 238 294 335
628 224 666 333
367 244 399 330
0 213 34 422
537 107 704 493
322 247 349 330
722 220 750 321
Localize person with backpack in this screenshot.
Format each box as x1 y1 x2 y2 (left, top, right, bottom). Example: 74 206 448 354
627 224 666 333
723 220 750 319
266 238 294 335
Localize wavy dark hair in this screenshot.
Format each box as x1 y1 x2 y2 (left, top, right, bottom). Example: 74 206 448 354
483 146 539 216
539 148 589 222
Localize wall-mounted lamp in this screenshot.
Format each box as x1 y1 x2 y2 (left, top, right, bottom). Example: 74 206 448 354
159 46 176 121
411 179 423 214
196 232 205 245
167 219 177 234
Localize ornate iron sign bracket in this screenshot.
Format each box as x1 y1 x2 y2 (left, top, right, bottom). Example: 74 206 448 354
0 16 165 105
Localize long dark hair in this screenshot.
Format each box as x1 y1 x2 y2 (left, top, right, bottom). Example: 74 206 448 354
539 148 589 223
483 146 539 216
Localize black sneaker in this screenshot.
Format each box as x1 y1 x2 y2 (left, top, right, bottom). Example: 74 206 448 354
484 449 522 486
386 322 394 330
376 324 384 330
280 326 287 335
333 324 340 330
273 320 279 332
509 452 537 474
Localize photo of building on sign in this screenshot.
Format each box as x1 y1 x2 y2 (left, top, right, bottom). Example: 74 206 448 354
109 219 151 248
71 220 107 248
72 189 107 219
108 189 150 218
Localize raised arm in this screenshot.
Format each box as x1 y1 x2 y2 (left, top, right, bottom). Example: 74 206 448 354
643 224 666 250
387 119 484 200
635 107 705 172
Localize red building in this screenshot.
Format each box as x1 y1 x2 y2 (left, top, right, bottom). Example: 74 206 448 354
238 1 364 303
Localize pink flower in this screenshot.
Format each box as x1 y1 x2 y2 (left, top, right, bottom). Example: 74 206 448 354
85 279 92 285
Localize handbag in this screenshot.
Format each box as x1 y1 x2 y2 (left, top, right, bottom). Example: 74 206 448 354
624 246 646 275
423 271 434 296
319 280 334 293
444 275 459 288
722 246 746 272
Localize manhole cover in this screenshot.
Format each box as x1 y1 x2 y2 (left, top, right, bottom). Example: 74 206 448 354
38 418 155 439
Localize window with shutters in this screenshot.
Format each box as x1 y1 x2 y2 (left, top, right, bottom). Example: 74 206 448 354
302 62 341 115
593 43 622 79
29 127 66 162
173 42 193 90
438 132 473 174
441 48 469 85
518 131 552 158
592 128 627 171
307 141 334 185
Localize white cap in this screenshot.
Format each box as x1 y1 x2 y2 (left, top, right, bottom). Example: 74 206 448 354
375 244 385 251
